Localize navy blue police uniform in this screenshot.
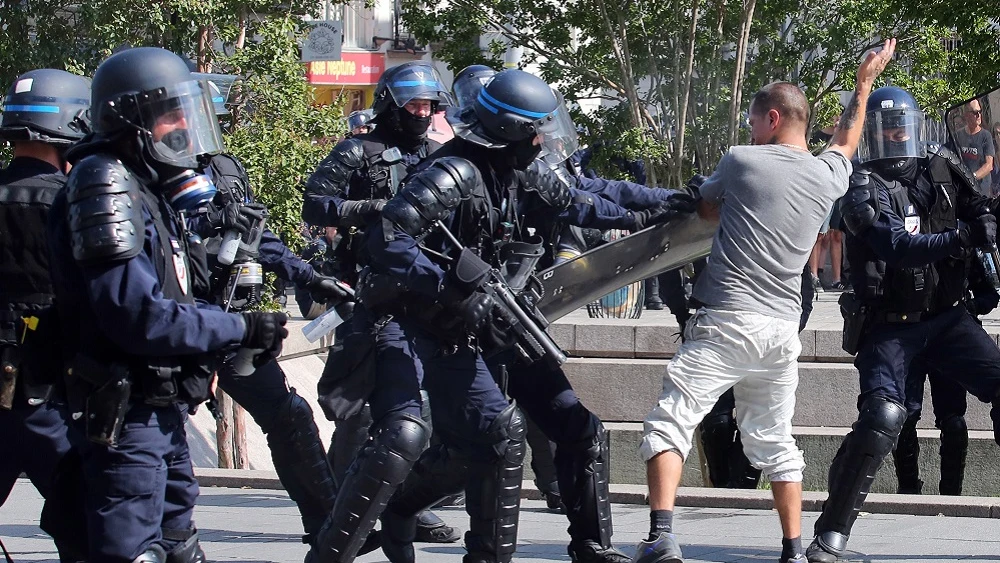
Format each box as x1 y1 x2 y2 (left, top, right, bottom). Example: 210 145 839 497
369 70 698 563
44 47 288 563
808 141 1000 561
188 153 345 545
0 68 94 561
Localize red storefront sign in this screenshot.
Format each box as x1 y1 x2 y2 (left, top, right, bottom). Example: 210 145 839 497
306 51 386 85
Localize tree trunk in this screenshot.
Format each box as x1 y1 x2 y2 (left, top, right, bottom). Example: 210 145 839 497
673 0 701 186
216 389 235 469
233 404 250 469
197 24 211 72
728 0 758 147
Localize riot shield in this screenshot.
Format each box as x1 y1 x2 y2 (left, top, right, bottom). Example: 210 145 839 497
584 230 645 319
535 214 717 322
944 87 1000 196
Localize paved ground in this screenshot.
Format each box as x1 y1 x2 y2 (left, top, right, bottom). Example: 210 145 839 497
4 481 1000 563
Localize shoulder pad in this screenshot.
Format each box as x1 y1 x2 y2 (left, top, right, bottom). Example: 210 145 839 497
305 137 365 196
839 179 880 236
926 142 978 192
521 160 573 209
65 154 144 265
383 157 482 238
0 171 65 207
848 167 872 189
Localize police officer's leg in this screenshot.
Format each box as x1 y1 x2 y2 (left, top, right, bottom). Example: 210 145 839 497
927 370 968 495
83 403 180 563
892 359 927 494
525 413 562 511
659 269 690 329
413 390 461 544
158 404 204 563
727 430 763 489
425 346 522 563
0 410 21 506
807 325 914 562
11 397 89 561
328 404 373 485
307 315 429 563
919 307 1000 477
644 276 663 310
504 356 628 563
698 388 737 488
218 357 336 542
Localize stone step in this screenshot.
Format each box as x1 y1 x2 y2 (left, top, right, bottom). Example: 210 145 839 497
562 358 995 430
524 422 1000 497
550 298 1000 362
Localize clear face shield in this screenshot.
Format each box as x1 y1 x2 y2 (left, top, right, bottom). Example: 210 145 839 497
536 91 579 165
137 79 225 169
858 108 927 163
386 63 454 109
453 73 494 108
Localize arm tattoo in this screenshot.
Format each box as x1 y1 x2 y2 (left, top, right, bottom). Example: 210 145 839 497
837 88 862 133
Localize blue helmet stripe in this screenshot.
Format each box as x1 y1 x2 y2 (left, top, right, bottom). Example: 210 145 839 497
478 89 550 119
392 80 441 88
478 93 500 114
3 104 60 113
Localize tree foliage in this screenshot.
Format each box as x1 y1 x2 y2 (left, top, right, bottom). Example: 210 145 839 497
401 0 1000 185
0 0 345 249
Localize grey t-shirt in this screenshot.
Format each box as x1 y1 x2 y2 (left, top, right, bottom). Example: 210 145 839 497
692 145 852 321
953 128 995 195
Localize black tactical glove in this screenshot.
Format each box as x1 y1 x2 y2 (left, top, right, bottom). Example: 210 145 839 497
960 214 997 248
241 312 289 362
207 202 252 234
686 174 709 198
339 199 386 226
306 273 354 305
453 291 495 334
630 193 698 230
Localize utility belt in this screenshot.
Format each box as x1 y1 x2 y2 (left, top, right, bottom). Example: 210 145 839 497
356 268 472 348
840 291 963 354
66 353 216 447
0 304 61 410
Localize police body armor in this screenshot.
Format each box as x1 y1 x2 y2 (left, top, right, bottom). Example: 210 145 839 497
845 146 974 319
0 162 66 408
61 154 215 446
308 131 439 285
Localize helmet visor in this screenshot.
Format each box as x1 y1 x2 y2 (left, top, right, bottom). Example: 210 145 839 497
538 91 579 165
386 63 454 108
138 79 225 168
858 108 927 163
453 73 493 109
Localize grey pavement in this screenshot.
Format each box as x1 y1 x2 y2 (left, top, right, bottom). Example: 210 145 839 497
4 480 1000 563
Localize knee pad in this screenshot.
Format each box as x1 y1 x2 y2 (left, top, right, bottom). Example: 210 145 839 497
270 390 316 438
485 403 527 462
938 414 968 438
371 411 432 463
857 396 907 447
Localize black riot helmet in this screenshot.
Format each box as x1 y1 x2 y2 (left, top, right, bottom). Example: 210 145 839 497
452 64 497 108
452 70 574 170
346 109 375 136
91 47 225 173
859 86 927 169
371 61 452 142
0 69 91 145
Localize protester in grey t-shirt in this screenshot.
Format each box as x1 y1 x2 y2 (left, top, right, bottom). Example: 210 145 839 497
693 146 851 321
635 38 895 563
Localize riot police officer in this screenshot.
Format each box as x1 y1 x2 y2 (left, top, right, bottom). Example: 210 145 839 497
304 60 461 546
373 70 695 563
0 68 91 561
182 75 356 547
346 109 374 137
806 86 1000 562
46 47 288 563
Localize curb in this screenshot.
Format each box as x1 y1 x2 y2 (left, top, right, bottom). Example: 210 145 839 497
195 468 1000 519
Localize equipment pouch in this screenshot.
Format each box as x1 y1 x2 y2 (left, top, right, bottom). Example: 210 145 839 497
0 345 20 410
839 292 868 355
316 322 378 421
84 365 132 447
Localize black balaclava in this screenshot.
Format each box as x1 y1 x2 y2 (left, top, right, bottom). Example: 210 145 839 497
506 136 542 171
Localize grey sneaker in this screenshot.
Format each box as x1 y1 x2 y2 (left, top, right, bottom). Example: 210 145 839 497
811 274 824 293
631 532 683 563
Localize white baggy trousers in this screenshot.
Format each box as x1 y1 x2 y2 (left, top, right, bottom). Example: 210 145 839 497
640 307 806 482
